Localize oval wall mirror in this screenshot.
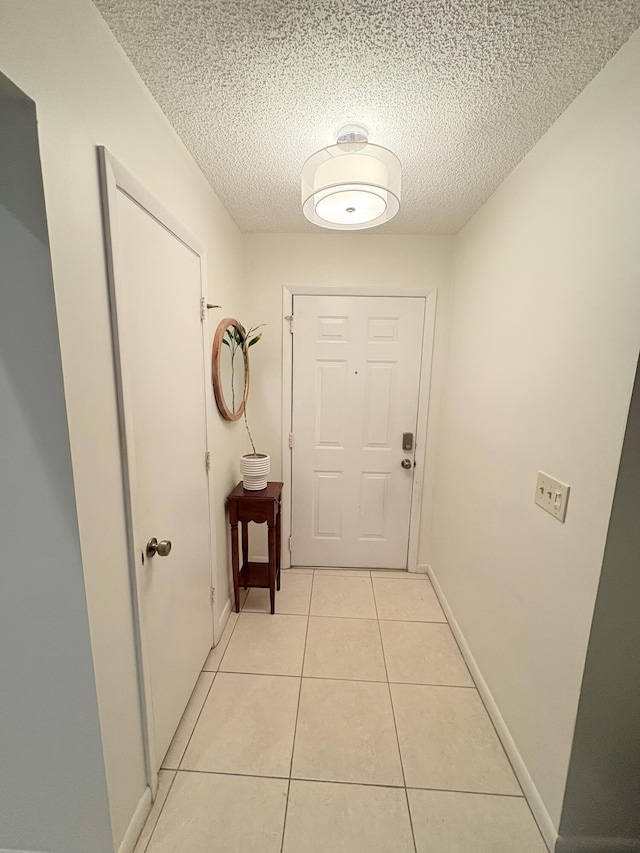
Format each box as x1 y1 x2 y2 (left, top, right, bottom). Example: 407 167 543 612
212 318 250 421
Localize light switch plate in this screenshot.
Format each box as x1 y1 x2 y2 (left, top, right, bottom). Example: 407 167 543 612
535 471 570 522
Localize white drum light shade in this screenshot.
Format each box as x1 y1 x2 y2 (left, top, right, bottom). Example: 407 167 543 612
302 140 401 230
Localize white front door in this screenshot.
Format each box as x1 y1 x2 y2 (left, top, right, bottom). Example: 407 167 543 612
101 151 214 775
291 295 425 569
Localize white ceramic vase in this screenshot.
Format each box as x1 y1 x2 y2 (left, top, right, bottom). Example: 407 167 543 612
240 453 270 491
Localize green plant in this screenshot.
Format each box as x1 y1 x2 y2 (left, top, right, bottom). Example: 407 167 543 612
221 325 244 412
222 322 264 456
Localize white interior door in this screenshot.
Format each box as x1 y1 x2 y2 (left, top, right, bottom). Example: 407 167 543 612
291 295 425 569
101 151 214 776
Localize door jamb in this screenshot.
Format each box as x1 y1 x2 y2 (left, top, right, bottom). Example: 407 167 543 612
98 147 218 793
281 285 438 572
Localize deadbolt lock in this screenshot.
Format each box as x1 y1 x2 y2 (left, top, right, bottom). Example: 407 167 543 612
146 537 173 558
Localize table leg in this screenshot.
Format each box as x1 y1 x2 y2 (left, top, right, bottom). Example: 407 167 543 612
268 521 276 614
241 522 249 588
276 500 282 591
231 521 240 613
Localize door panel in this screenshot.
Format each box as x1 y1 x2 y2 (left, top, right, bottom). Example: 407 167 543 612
104 159 214 775
292 295 425 569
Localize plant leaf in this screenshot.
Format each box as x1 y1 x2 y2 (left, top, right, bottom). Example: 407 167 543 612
222 338 229 347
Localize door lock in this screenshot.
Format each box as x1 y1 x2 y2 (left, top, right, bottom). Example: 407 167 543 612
401 458 413 470
402 432 414 451
146 537 173 558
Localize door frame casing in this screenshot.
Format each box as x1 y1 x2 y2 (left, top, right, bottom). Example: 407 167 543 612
98 147 219 795
281 285 437 572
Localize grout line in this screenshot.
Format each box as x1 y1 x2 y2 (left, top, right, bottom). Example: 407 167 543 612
465 681 526 797
303 675 475 688
388 680 476 689
434 610 476 686
312 571 372 577
371 574 418 853
137 769 179 853
404 785 526 799
211 670 478 687
280 569 314 853
307 612 447 623
291 776 403 789
172 671 218 771
240 609 310 617
217 669 303 679
145 766 530 799
241 609 310 617
176 768 290 781
288 777 526 797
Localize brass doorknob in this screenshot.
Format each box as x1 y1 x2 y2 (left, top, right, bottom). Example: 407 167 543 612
146 537 172 558
401 458 412 469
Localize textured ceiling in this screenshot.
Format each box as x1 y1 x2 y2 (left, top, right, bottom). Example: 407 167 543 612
93 1 640 233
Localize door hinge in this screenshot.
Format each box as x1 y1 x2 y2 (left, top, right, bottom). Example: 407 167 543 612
288 536 292 551
201 298 221 320
285 314 294 334
210 587 216 605
205 451 211 471
288 433 294 449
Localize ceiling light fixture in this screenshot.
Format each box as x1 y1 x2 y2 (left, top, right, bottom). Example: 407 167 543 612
301 125 401 231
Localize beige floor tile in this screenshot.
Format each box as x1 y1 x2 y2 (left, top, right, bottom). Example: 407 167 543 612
373 577 446 622
408 789 547 853
292 678 403 785
284 567 314 574
370 570 428 579
146 771 288 853
313 568 371 577
283 780 414 853
162 671 215 769
391 684 520 794
380 621 473 686
220 613 307 676
303 617 386 681
133 769 175 853
181 672 299 777
310 574 377 619
244 572 312 615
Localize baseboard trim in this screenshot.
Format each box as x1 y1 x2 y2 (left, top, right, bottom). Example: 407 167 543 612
427 565 558 853
413 562 430 575
0 848 46 852
217 596 232 641
117 786 152 853
556 838 640 852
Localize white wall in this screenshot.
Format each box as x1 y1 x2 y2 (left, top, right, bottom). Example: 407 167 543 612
242 233 453 562
430 27 640 838
0 82 113 853
0 1 244 848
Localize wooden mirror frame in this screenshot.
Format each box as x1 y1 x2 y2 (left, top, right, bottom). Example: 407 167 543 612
212 318 250 421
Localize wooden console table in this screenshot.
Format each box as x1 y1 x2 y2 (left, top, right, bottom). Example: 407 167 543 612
227 481 283 614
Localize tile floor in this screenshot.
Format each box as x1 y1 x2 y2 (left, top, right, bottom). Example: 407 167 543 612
134 568 548 853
